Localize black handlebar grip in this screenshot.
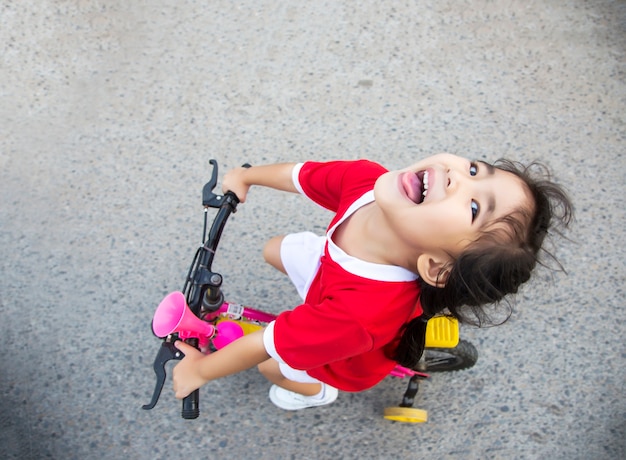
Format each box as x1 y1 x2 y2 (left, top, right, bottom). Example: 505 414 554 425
182 389 200 419
181 337 200 419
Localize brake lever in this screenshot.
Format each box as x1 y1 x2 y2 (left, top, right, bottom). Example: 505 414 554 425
202 159 223 208
203 160 251 208
142 341 184 410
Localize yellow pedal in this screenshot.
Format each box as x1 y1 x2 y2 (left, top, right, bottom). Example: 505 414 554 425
424 316 459 348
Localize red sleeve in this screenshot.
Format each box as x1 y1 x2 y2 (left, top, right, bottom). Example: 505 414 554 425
296 160 387 212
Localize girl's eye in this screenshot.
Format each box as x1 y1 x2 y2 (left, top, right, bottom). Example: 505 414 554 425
469 162 478 176
471 200 480 222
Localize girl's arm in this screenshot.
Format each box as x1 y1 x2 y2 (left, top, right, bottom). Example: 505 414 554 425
172 329 269 399
222 163 298 203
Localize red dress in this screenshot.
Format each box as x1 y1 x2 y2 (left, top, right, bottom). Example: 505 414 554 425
268 160 422 392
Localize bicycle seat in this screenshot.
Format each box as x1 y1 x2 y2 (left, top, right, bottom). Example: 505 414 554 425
425 316 459 348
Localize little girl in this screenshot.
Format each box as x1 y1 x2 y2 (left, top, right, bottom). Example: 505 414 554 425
172 153 572 410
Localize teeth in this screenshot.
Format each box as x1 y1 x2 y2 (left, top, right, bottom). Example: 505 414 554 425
422 171 429 197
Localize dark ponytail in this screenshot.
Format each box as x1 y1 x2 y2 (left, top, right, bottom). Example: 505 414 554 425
393 315 431 370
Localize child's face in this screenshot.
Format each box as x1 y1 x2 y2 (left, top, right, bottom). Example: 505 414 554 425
374 153 532 262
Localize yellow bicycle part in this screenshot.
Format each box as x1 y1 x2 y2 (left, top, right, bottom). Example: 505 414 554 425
215 316 264 335
425 316 459 348
383 406 428 423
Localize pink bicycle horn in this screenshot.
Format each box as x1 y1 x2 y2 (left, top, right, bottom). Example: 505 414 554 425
152 291 215 339
152 291 244 349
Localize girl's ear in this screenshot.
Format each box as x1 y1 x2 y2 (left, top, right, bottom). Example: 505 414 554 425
417 254 451 288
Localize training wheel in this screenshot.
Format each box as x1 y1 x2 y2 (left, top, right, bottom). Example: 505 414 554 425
383 406 428 423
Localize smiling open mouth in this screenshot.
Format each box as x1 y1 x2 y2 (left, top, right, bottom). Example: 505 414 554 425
401 170 429 204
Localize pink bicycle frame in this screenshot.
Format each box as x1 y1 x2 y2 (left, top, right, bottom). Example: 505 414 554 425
203 302 425 379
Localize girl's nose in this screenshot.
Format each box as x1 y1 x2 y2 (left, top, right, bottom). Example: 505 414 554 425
447 168 464 190
445 169 452 188
448 167 475 192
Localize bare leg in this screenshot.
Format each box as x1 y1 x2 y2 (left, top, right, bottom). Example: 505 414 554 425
258 358 322 396
263 235 287 274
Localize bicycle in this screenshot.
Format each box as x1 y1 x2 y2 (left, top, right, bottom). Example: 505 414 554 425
143 159 478 423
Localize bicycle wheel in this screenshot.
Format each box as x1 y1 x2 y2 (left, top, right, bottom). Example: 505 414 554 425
383 406 428 423
424 339 478 372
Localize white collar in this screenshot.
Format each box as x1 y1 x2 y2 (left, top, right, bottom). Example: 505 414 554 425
326 191 418 282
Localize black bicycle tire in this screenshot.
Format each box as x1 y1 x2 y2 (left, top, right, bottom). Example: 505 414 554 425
424 339 478 372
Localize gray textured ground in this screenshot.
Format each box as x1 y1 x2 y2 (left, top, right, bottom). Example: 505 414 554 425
1 1 624 459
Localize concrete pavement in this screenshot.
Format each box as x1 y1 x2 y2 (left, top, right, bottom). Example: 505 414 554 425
1 1 624 459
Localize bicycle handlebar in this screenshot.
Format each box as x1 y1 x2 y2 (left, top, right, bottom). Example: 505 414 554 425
143 160 249 419
184 190 240 316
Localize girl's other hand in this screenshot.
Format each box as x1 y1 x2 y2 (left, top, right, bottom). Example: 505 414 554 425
172 341 209 399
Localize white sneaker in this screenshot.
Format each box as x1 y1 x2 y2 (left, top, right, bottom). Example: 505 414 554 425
269 384 338 410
